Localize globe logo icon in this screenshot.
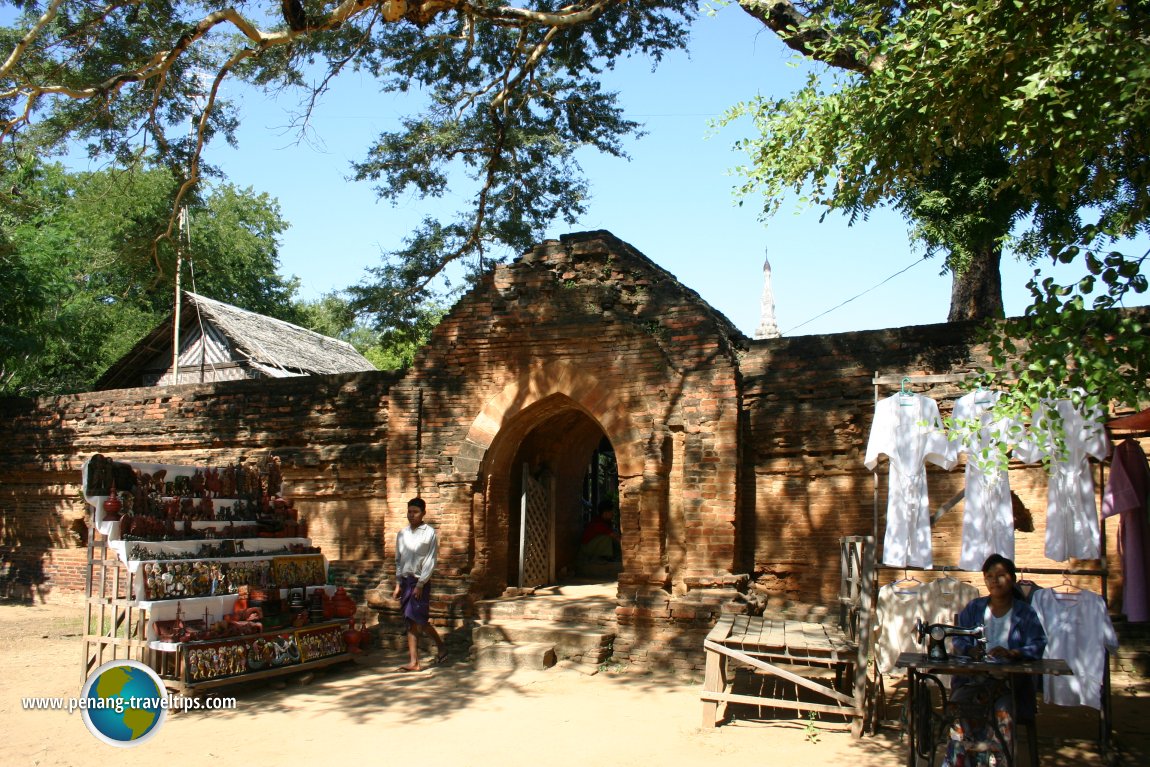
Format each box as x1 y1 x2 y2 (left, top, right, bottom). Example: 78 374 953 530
80 659 168 747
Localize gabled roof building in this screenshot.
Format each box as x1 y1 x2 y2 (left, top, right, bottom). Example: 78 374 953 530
94 291 375 390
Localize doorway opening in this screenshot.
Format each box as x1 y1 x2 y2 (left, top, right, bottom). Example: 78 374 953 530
575 437 622 581
504 408 620 589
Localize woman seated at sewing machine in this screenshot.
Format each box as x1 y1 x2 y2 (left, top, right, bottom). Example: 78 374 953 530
944 554 1047 767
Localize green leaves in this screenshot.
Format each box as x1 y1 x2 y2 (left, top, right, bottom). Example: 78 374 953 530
978 246 1150 414
296 291 444 371
3 1 701 332
0 159 299 395
734 0 1150 404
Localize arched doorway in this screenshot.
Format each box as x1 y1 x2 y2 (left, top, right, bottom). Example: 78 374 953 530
502 407 620 588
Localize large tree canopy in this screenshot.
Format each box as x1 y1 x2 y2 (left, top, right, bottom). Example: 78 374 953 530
1 0 694 328
733 0 1150 410
0 159 299 395
2 1 1147 412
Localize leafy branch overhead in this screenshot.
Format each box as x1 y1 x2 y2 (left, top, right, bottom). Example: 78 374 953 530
725 0 1150 407
4 0 1148 410
1 0 693 326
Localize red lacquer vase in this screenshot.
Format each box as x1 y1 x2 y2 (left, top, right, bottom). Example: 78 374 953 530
343 618 362 654
103 485 122 522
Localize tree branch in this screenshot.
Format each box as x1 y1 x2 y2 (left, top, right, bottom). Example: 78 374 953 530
152 47 258 283
0 0 68 80
1 0 651 316
737 0 882 74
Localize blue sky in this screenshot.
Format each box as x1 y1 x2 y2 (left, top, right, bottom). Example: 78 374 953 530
45 5 1148 338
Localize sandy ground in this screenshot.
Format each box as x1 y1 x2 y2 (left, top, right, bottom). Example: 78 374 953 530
1 597 1146 767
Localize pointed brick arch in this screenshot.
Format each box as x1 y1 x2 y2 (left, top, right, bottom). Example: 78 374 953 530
458 360 645 480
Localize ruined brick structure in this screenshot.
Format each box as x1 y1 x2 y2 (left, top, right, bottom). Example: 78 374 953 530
0 230 1134 670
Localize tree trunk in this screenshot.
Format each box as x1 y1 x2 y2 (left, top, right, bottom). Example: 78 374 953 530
948 243 1005 322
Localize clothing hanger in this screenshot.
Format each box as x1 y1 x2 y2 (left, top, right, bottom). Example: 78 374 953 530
899 377 915 406
974 383 994 405
934 572 959 595
1053 573 1081 602
892 569 923 592
1015 568 1039 599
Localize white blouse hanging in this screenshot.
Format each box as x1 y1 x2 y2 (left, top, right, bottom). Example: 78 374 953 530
949 389 1024 570
1016 395 1110 561
1031 588 1117 710
865 392 954 568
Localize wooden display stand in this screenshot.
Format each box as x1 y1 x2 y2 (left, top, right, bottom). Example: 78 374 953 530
699 535 875 736
700 614 867 732
80 456 353 694
155 620 353 694
81 530 152 684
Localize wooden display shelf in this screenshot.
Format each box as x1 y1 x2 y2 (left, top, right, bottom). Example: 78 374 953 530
83 532 152 684
82 455 340 699
162 652 354 695
153 619 355 694
128 550 319 566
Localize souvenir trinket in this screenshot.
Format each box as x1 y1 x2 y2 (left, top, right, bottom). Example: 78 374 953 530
329 587 356 618
343 618 362 654
306 590 325 623
103 486 122 522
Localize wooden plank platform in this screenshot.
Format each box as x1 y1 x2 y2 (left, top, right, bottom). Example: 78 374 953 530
701 614 866 732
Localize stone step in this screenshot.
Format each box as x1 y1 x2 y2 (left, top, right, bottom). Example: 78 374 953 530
471 618 617 673
473 641 558 671
473 620 615 656
474 596 618 623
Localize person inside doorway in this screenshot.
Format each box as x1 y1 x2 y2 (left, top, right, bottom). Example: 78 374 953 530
579 501 621 563
392 497 447 672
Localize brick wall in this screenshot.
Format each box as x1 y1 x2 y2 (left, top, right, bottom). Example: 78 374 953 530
0 370 401 598
0 230 1142 673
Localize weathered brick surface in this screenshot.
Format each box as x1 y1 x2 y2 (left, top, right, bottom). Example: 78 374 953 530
0 231 1144 673
739 322 1138 614
0 370 400 600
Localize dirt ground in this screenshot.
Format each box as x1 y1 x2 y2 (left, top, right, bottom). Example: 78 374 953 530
2 597 1147 767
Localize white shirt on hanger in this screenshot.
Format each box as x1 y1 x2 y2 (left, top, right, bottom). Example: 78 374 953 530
873 576 979 674
874 580 927 674
1015 396 1110 561
949 390 1023 570
1031 587 1118 710
865 393 953 568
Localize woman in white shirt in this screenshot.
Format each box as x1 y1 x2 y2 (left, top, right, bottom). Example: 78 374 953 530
392 497 447 671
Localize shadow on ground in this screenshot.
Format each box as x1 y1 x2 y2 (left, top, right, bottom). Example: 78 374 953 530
722 666 1150 766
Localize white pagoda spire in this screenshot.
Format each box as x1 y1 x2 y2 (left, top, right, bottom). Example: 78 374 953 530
754 248 781 339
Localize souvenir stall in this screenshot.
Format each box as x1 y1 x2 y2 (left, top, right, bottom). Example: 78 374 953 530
81 454 368 694
864 373 1120 763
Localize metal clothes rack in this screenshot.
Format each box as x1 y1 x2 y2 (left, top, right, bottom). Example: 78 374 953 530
866 373 969 734
866 373 1114 757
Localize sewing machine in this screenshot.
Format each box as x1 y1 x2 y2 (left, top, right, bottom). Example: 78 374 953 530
913 618 986 662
